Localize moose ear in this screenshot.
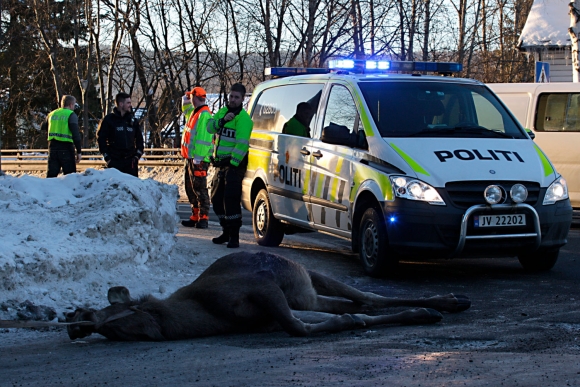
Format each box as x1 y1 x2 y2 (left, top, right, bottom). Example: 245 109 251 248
107 286 132 305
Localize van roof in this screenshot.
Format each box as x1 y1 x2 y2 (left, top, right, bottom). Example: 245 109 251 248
258 73 483 88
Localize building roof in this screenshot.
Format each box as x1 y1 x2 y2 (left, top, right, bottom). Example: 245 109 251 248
519 0 572 49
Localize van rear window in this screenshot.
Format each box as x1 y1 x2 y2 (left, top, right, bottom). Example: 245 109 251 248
535 93 580 132
358 81 526 139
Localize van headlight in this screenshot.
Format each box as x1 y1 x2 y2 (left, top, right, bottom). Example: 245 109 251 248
543 176 568 205
390 176 445 205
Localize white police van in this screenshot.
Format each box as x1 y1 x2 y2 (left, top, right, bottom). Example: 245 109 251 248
241 59 572 276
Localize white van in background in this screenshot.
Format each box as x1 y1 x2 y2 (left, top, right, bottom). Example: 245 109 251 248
488 83 580 220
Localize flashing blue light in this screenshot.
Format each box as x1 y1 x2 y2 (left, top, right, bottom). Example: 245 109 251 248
365 60 391 70
389 216 396 223
328 59 355 69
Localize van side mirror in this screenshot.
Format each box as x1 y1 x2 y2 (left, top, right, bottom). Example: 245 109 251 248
321 122 358 147
525 128 535 140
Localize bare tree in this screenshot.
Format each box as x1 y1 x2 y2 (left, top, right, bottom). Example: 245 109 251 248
569 0 580 82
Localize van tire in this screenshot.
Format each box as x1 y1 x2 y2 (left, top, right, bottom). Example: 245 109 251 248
252 189 284 247
517 248 559 272
358 208 398 277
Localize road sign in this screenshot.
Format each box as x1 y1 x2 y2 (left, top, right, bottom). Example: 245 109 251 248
535 61 550 83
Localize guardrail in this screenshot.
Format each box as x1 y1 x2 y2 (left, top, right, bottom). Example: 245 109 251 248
0 148 183 172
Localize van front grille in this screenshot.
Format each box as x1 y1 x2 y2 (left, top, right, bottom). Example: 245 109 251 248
444 180 540 208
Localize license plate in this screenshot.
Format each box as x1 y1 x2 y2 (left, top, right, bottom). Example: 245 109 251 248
474 214 526 227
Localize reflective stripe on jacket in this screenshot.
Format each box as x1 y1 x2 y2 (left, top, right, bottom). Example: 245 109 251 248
207 107 253 167
47 108 74 142
181 105 213 163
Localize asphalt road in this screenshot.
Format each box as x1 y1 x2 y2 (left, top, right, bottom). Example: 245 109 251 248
2 220 580 386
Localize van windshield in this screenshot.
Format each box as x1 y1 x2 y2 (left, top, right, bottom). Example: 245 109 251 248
358 81 526 139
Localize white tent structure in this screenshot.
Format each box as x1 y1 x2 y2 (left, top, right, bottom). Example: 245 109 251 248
518 0 578 82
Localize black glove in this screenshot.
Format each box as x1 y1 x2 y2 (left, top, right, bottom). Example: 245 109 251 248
211 156 231 168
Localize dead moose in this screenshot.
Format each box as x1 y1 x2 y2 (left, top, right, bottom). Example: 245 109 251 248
66 251 471 341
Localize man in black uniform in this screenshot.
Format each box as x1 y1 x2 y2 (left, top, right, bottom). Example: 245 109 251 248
97 92 144 177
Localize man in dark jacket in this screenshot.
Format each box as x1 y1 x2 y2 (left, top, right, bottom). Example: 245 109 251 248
97 92 144 177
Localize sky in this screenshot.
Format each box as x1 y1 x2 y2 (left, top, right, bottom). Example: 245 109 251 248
0 168 184 322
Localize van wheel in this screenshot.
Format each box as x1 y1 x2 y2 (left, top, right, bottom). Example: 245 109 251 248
358 208 398 277
253 189 284 247
517 248 559 272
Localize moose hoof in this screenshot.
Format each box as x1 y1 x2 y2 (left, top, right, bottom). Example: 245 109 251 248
428 293 471 313
402 308 443 325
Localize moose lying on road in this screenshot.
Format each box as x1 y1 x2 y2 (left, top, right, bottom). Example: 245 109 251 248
66 251 471 341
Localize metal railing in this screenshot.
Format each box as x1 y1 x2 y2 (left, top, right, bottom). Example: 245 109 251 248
0 148 183 171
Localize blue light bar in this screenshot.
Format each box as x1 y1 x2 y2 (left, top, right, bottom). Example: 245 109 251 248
328 59 463 74
265 67 329 77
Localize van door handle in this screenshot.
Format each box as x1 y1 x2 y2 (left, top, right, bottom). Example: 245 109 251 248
300 148 310 156
312 150 323 158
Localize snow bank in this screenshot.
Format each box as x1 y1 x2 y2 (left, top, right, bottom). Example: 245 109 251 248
0 169 179 317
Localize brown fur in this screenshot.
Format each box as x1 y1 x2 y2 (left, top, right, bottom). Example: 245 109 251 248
66 251 470 341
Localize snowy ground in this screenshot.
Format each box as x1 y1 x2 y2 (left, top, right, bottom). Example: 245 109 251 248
0 167 192 322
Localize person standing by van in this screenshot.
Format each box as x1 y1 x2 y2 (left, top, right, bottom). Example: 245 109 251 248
97 92 144 177
43 95 82 178
207 83 253 248
180 87 213 229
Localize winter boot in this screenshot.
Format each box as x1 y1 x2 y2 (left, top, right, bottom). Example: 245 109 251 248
227 228 240 248
212 228 230 244
182 208 200 227
196 215 209 229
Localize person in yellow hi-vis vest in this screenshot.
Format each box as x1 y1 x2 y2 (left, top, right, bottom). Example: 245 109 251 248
180 87 213 229
207 83 253 248
42 95 82 177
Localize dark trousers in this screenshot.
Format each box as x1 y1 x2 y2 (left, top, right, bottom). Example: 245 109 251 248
184 160 210 217
47 141 76 178
211 157 247 230
108 157 139 177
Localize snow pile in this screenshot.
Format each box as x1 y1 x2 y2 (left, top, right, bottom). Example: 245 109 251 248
0 168 179 318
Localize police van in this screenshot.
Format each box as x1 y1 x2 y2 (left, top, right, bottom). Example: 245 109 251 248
241 60 572 276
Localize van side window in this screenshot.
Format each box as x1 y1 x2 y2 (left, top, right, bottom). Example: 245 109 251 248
323 85 358 134
321 85 367 149
535 93 580 132
251 83 324 135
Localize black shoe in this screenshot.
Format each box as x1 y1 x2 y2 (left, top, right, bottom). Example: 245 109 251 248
227 239 239 248
212 230 230 244
195 219 208 229
227 230 240 248
181 219 198 227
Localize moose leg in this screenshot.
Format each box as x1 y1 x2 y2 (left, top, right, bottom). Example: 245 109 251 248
308 271 470 313
292 308 443 330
